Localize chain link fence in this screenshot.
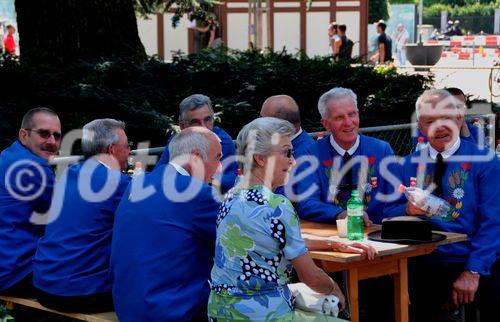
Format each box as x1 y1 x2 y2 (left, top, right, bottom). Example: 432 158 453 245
52 117 497 167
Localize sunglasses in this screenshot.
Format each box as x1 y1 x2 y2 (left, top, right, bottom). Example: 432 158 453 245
275 148 294 159
26 128 62 141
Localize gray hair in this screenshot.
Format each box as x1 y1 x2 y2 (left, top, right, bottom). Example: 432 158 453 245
169 129 215 161
236 117 295 170
82 119 126 158
317 87 358 119
179 94 214 125
21 107 58 129
415 89 459 120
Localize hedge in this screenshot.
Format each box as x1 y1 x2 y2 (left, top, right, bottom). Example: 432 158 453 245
0 48 432 152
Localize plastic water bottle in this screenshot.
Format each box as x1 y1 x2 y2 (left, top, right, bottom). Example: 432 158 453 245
398 184 451 218
347 190 364 241
133 161 144 176
496 140 500 159
415 136 427 152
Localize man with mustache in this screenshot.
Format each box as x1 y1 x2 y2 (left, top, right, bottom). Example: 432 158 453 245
385 89 500 322
0 107 61 296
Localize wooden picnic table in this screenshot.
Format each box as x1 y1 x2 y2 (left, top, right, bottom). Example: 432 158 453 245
301 220 467 322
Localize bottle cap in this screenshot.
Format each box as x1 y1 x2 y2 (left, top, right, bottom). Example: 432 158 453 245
497 139 500 145
417 136 424 143
135 161 142 169
473 118 480 122
398 184 406 193
317 132 324 138
236 168 242 176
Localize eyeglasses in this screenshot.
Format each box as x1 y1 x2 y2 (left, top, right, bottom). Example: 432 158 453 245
273 148 294 159
26 128 62 141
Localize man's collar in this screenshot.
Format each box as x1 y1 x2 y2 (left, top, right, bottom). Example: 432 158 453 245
330 135 360 156
169 162 190 176
292 128 303 141
96 159 111 169
428 137 461 160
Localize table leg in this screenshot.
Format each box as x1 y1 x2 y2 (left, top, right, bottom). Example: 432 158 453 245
347 268 359 322
394 258 409 322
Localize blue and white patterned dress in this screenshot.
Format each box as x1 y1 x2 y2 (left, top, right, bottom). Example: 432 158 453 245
208 184 308 321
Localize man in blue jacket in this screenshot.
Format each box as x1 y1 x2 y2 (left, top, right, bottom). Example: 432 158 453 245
0 107 61 296
155 94 237 192
260 95 317 197
260 95 316 159
111 127 222 322
385 89 500 322
412 87 484 150
295 87 395 225
33 119 131 313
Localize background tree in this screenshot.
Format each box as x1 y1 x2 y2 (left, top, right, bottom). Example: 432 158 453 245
370 0 389 22
14 0 218 64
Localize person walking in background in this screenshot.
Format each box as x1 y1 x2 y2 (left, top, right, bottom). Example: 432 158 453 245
3 24 17 58
328 22 341 58
336 24 353 61
394 23 409 66
371 21 392 64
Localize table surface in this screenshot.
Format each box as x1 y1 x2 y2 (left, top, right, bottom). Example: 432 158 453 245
301 220 468 263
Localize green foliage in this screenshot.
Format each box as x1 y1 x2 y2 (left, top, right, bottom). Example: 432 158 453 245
134 0 220 27
0 48 431 151
370 0 390 22
424 1 500 17
390 1 499 5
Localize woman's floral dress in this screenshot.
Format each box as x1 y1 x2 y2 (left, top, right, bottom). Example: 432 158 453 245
208 185 307 321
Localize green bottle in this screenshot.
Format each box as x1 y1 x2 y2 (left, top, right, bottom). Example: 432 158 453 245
347 190 364 241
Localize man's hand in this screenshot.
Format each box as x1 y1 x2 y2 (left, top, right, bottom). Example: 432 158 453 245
406 202 426 216
452 271 480 307
337 210 372 227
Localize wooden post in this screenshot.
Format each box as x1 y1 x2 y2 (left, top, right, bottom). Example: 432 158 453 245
394 258 410 322
348 268 360 322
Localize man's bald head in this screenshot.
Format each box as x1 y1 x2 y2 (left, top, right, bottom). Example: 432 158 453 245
260 95 301 132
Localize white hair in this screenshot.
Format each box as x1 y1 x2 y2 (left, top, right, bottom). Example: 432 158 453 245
317 87 358 119
236 117 295 170
169 129 217 161
82 118 126 158
415 89 460 120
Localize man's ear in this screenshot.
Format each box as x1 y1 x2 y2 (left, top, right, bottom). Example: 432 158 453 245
106 144 114 156
18 128 28 143
320 119 330 132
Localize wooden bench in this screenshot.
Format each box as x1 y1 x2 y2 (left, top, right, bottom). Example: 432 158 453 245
0 296 118 322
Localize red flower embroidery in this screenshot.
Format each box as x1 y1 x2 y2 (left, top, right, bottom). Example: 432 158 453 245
323 160 333 167
460 162 471 171
368 157 376 165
